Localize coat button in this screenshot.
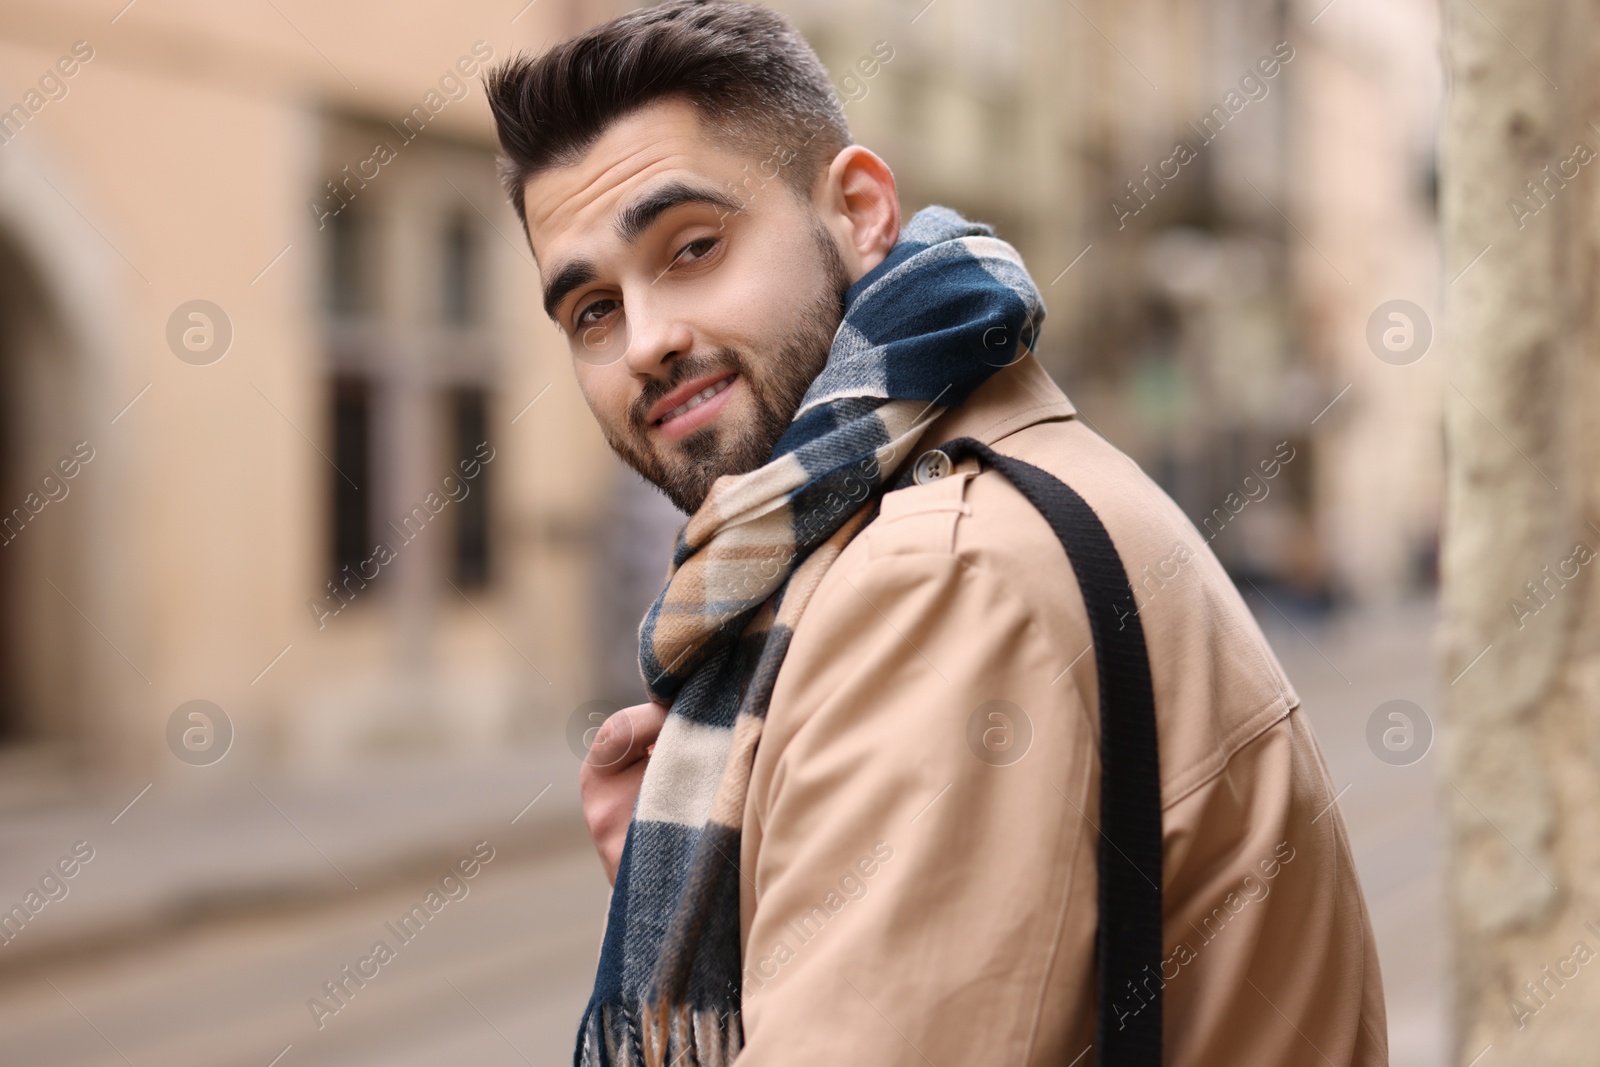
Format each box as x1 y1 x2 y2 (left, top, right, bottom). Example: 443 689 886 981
913 448 953 485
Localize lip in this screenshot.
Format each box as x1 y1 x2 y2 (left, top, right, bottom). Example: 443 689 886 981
647 371 739 440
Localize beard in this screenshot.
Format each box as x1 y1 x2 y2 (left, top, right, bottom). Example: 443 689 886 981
602 219 852 514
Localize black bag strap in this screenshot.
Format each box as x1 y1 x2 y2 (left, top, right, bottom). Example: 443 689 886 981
893 435 1163 1066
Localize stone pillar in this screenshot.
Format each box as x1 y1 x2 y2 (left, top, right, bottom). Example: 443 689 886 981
1441 0 1600 1059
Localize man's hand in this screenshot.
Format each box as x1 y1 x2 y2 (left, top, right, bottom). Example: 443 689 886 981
579 701 668 885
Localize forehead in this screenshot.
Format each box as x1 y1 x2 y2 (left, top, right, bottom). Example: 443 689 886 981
523 97 748 264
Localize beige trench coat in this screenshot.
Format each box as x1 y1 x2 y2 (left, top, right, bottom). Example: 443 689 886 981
734 351 1388 1064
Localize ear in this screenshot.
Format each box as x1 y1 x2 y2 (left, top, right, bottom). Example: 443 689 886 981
815 146 900 282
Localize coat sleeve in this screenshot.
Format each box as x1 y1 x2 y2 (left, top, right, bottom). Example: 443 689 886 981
737 544 1102 1065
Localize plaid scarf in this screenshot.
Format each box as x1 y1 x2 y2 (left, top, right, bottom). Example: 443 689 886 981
576 205 1044 1066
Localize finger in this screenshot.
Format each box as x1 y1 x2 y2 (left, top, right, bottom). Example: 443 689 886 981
631 701 668 745
584 710 637 770
585 701 668 770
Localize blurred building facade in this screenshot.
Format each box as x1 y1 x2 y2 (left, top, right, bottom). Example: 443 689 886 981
776 0 1444 609
0 0 1441 783
0 0 627 785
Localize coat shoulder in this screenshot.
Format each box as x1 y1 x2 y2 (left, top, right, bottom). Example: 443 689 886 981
842 415 1302 809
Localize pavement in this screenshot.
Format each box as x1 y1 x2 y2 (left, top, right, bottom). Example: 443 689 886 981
0 743 588 973
0 843 609 1067
1250 593 1447 1067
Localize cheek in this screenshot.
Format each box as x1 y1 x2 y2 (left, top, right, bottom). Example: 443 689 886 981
681 221 834 350
574 366 630 429
673 250 780 347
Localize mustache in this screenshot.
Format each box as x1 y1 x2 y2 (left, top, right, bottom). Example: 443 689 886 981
629 352 743 430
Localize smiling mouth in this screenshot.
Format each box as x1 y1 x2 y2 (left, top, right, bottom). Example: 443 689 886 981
654 373 737 426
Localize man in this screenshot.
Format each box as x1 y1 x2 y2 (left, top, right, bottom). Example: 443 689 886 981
484 2 1387 1064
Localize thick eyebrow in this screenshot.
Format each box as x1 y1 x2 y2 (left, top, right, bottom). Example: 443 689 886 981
613 179 742 245
541 259 597 322
540 179 744 323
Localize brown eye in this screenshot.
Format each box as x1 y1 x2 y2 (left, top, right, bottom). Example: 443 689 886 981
576 298 618 327
675 237 720 264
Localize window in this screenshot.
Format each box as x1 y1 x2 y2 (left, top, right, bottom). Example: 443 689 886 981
442 212 477 326
451 386 490 587
330 375 373 579
317 122 501 609
324 208 371 318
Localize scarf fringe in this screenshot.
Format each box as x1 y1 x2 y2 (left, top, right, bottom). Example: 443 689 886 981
579 999 743 1067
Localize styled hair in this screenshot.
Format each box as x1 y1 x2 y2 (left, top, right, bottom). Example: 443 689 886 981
483 0 852 232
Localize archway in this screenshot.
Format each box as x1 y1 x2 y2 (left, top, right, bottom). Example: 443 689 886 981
0 227 85 757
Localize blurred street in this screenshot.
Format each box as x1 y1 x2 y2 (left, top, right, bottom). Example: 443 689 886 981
0 847 608 1067
1260 595 1446 1067
0 746 608 1067
0 596 1444 1066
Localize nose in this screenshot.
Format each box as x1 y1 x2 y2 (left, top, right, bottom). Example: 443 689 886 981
621 287 694 381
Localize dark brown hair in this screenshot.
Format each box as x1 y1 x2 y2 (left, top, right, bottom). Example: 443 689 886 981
483 0 852 232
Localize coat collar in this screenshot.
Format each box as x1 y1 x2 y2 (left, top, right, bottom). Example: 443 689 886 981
907 350 1076 461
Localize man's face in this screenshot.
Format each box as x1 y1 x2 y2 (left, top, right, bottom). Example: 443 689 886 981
523 97 852 513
